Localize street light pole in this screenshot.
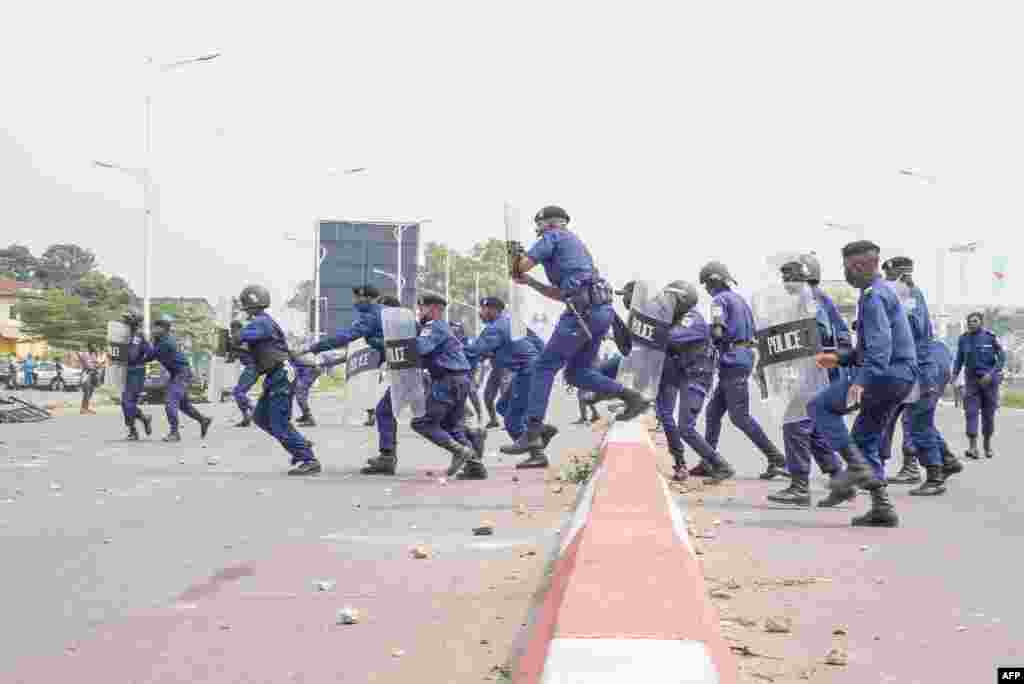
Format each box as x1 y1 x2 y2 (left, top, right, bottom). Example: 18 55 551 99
897 168 947 328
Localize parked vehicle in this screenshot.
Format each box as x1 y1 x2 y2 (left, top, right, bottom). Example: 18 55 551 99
32 362 84 391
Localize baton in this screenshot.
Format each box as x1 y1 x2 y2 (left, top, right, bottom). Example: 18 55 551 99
566 300 594 342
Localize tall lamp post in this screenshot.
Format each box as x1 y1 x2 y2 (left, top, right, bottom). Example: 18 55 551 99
898 168 948 328
93 51 221 336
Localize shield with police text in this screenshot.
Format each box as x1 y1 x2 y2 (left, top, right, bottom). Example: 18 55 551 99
383 307 427 418
105 320 131 392
885 280 921 404
504 202 529 341
207 297 234 403
342 339 385 426
619 280 673 400
751 282 829 424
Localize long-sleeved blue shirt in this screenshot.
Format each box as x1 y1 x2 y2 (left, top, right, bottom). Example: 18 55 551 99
952 328 1005 381
238 312 291 373
416 318 471 377
310 303 383 354
146 334 190 376
526 228 600 292
710 289 757 370
811 287 851 350
463 313 542 372
852 275 918 386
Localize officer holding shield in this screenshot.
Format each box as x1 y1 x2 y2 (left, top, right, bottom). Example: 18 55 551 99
148 315 213 442
698 261 788 480
809 241 918 527
504 206 651 456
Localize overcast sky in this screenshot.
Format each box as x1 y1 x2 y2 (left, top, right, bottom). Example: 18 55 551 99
4 1 1023 332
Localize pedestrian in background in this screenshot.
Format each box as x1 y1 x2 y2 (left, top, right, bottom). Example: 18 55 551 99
78 343 102 415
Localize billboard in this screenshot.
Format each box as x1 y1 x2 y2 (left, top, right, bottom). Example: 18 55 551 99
315 220 422 336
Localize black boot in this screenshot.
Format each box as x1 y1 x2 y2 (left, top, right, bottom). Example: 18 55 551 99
829 444 881 495
669 448 688 482
234 411 251 428
540 424 559 449
296 414 316 427
767 474 810 505
140 413 153 436
446 441 477 477
817 486 857 508
704 458 736 484
162 430 181 443
615 388 651 422
515 446 549 469
759 453 791 480
887 445 922 484
361 450 397 475
125 427 140 442
467 427 488 461
590 409 601 423
689 461 711 477
851 485 899 527
941 444 964 481
485 415 500 429
288 459 322 476
964 435 981 460
199 416 212 439
500 423 543 456
457 458 489 480
363 410 376 427
910 465 946 496
983 435 995 459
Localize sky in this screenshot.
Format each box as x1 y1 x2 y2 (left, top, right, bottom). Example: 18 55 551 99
4 1 1024 334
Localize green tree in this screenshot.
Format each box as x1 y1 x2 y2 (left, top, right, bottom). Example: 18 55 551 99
0 244 38 282
419 239 511 334
151 301 216 353
16 289 113 348
36 244 97 292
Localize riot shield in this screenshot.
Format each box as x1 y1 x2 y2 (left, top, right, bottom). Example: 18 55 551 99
885 280 921 404
105 320 131 391
383 307 427 418
206 297 233 403
342 339 384 426
618 280 673 400
504 202 528 341
751 282 829 424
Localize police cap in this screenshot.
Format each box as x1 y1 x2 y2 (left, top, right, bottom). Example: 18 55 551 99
418 293 447 307
480 296 505 310
841 240 881 258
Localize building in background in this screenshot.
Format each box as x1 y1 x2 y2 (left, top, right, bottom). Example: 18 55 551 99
0 279 47 358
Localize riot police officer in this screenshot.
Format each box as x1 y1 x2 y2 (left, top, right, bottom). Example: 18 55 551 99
504 206 650 456
953 311 1005 459
233 285 321 475
229 320 258 427
148 314 212 442
698 261 788 480
654 281 735 483
573 279 634 423
809 241 918 527
118 309 154 441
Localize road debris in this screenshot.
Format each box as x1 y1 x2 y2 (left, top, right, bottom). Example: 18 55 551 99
956 625 968 632
206 455 220 466
832 627 848 636
551 485 564 494
0 394 52 423
730 645 783 660
710 590 733 600
474 520 495 536
411 545 431 559
50 482 62 491
391 648 405 658
336 607 360 625
824 647 848 666
314 580 336 592
764 616 792 633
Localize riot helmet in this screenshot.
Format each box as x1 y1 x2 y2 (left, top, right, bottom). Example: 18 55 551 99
533 205 570 236
699 261 735 294
239 285 271 314
661 280 699 322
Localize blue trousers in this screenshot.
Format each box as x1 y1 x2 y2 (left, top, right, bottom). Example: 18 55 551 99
233 364 259 414
293 367 321 416
375 387 397 452
526 304 622 425
655 371 721 468
808 376 913 480
783 418 841 476
411 374 472 449
497 366 534 441
121 368 146 426
963 376 1000 437
704 367 781 460
483 366 505 417
253 365 315 464
166 369 205 431
908 387 943 467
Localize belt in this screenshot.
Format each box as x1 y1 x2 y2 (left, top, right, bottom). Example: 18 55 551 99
731 341 757 348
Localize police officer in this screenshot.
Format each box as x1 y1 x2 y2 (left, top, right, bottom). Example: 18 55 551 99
953 311 1005 459
229 320 258 427
574 280 635 423
698 261 788 480
118 309 154 441
654 281 735 483
233 285 321 475
481 356 506 429
293 349 322 427
146 314 212 442
504 206 650 455
466 296 555 468
768 255 846 505
451 320 484 425
412 294 482 478
305 285 396 474
809 241 918 527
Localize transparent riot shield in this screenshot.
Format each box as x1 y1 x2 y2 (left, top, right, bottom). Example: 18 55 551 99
751 282 829 424
342 339 384 426
105 320 131 391
885 280 921 404
618 280 673 400
382 307 427 418
504 202 529 341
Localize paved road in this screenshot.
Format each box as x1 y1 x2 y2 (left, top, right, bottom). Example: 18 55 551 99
0 387 599 682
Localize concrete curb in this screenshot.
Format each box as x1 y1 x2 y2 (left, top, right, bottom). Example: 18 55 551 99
513 421 736 683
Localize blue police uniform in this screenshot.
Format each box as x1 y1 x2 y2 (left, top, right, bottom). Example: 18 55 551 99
655 310 730 474
496 331 545 425
146 333 208 434
780 287 847 479
454 326 484 421
411 318 475 451
704 289 786 470
953 325 1004 450
233 349 258 417
522 229 635 428
293 363 322 419
121 330 153 433
808 274 918 480
464 314 541 441
238 312 317 466
482 358 506 424
309 302 397 454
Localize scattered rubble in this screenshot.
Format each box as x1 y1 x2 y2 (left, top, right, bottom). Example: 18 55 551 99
764 617 792 633
336 607 360 625
474 520 495 536
314 580 336 592
710 590 733 600
391 649 405 658
411 546 431 559
824 648 848 666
